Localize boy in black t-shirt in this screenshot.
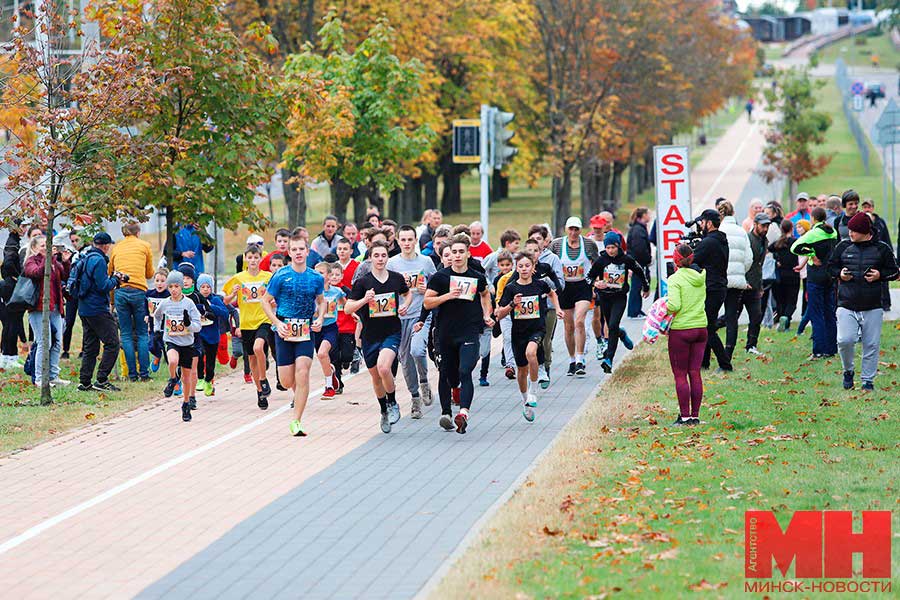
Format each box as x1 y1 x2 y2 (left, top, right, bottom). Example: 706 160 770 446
345 241 412 434
496 251 564 422
424 234 493 434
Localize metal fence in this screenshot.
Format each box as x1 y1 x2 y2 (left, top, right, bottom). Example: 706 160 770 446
835 58 870 175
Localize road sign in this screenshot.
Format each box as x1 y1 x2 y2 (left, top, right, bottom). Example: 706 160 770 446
851 81 864 95
872 99 900 146
452 119 481 164
852 95 863 112
653 145 692 296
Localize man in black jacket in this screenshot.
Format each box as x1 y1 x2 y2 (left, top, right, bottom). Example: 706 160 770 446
1 224 26 368
626 208 652 318
688 209 732 372
860 199 893 311
827 212 899 391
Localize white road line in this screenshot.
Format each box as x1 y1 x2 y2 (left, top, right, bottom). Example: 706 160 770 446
0 378 340 556
698 120 760 210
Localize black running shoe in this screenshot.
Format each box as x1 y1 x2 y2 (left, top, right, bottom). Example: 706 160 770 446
77 383 93 392
566 362 576 377
163 378 178 398
671 416 689 426
688 418 700 425
260 379 271 397
181 402 192 422
842 370 854 390
257 392 269 410
574 362 586 376
188 396 197 410
93 380 121 392
276 382 287 392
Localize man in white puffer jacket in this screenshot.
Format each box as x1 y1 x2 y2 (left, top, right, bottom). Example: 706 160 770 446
715 200 756 360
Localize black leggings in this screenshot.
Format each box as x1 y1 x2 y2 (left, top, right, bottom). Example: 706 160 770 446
63 297 78 353
0 306 25 355
197 341 219 383
438 336 479 415
600 293 627 360
773 278 801 325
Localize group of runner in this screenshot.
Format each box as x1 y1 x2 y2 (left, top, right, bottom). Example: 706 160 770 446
158 210 648 436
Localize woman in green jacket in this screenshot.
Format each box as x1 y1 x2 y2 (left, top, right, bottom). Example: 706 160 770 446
666 244 708 425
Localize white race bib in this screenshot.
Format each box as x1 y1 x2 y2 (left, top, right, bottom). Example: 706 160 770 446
450 276 478 301
563 264 585 282
282 318 311 342
513 295 541 320
603 264 625 289
241 282 267 304
369 292 397 318
164 314 190 336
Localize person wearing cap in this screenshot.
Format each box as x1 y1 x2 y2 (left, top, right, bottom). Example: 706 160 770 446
586 231 649 373
688 208 733 372
550 216 599 377
173 223 211 275
225 243 274 409
827 211 899 391
791 207 838 358
72 232 124 392
108 222 155 382
786 192 811 237
152 270 203 421
834 189 861 242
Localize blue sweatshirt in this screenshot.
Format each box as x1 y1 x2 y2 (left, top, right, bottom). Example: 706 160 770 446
199 293 229 345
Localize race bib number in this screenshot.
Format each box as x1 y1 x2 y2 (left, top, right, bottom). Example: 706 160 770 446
450 276 478 301
282 318 311 342
325 298 338 320
165 315 189 336
148 298 164 315
563 264 585 281
603 264 625 289
513 295 540 320
403 271 425 291
241 282 266 304
369 292 397 318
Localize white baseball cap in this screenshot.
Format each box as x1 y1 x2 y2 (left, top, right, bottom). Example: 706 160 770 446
564 216 582 230
246 234 264 245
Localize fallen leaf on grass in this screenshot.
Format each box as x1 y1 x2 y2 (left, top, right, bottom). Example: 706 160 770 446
746 438 767 446
542 526 562 536
688 579 729 591
649 548 678 560
872 412 889 421
85 412 95 420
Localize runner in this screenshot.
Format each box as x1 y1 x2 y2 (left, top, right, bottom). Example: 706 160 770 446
259 228 290 271
345 241 412 434
388 225 437 418
335 238 362 374
146 268 170 374
260 234 325 436
550 217 599 377
586 232 649 373
424 234 493 434
527 225 564 387
224 244 274 409
152 270 202 422
495 251 563 422
313 261 343 399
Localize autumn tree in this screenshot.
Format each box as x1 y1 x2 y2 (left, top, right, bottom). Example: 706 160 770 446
761 67 832 200
1 2 159 404
92 0 288 264
284 13 436 225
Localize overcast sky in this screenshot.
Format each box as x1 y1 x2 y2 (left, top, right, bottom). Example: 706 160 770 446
736 0 801 11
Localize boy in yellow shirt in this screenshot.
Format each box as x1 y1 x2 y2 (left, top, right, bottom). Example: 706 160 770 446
225 245 274 409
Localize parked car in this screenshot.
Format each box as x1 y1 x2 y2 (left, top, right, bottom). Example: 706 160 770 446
864 81 885 99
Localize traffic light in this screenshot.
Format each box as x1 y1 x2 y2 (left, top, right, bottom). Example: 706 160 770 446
491 109 517 169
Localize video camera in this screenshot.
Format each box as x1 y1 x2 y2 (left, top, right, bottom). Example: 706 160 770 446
679 222 704 251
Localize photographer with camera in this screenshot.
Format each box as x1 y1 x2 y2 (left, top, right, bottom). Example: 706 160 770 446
69 233 125 391
686 209 733 372
108 223 155 382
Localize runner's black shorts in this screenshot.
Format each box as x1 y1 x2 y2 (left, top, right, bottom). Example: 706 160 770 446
240 326 268 357
166 342 198 369
512 331 545 367
558 280 592 309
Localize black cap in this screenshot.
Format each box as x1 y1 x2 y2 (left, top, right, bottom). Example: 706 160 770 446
686 209 720 228
93 232 113 245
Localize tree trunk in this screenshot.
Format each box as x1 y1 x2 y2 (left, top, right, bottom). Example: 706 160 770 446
491 171 508 204
423 172 438 210
164 204 175 269
551 167 573 236
365 181 384 217
330 177 352 223
440 153 463 215
607 161 627 213
351 185 369 226
579 156 598 224
282 165 307 228
39 205 55 405
627 142 637 206
598 162 612 214
643 148 654 190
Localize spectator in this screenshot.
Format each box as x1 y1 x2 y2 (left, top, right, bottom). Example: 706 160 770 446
791 207 838 359
108 222 155 382
236 234 265 273
859 199 892 249
824 195 841 227
72 232 123 392
468 221 493 264
625 207 652 318
741 198 764 232
23 235 68 386
421 224 453 269
52 233 79 360
834 189 860 241
717 201 753 357
688 208 732 372
665 243 708 426
259 228 291 272
786 192 811 236
415 210 433 241
418 210 443 249
341 222 366 258
1 222 26 369
827 212 899 390
173 223 211 275
741 213 770 354
769 219 801 332
310 215 344 259
381 219 401 257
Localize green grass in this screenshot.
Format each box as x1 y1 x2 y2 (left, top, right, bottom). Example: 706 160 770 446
762 42 786 62
440 323 900 598
801 78 886 204
819 31 898 69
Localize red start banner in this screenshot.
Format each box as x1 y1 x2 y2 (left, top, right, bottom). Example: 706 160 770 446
653 145 691 295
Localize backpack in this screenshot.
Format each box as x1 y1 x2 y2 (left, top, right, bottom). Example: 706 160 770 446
66 253 94 299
